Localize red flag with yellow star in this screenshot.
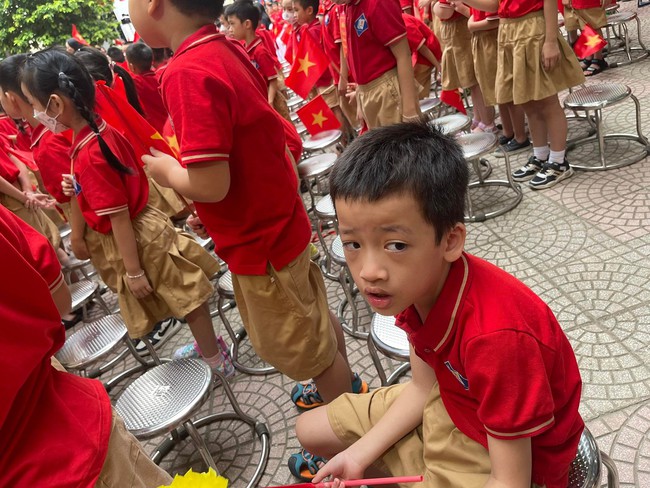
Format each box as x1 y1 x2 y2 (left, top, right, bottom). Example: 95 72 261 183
296 94 341 135
573 24 607 59
71 24 89 46
285 30 330 99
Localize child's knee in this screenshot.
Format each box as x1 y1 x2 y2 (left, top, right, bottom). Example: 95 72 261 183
296 408 339 456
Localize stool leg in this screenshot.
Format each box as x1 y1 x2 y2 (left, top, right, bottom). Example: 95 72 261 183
631 94 650 145
183 419 219 472
367 333 388 386
595 109 607 169
623 23 632 62
635 15 648 52
600 451 619 488
93 290 112 315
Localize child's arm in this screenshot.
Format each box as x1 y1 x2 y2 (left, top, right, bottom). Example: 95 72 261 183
0 174 30 204
482 436 532 488
268 78 280 105
417 45 442 72
390 38 421 121
109 209 154 298
144 150 231 203
541 0 560 71
68 197 91 261
433 1 455 20
313 347 437 482
467 14 497 32
11 155 54 209
13 156 33 194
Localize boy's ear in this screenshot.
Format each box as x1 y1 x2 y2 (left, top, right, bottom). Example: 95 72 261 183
442 223 466 263
147 0 163 17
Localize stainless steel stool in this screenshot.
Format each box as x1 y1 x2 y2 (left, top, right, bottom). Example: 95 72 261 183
62 256 94 283
564 84 649 171
429 113 472 135
70 280 112 320
287 96 305 112
216 270 276 375
367 314 411 386
297 153 337 212
59 223 72 240
314 195 338 280
302 129 343 157
295 121 308 138
114 357 270 488
419 97 442 120
568 427 619 488
604 11 649 67
457 132 523 222
330 235 369 339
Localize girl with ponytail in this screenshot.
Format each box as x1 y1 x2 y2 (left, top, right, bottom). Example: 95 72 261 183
21 48 231 377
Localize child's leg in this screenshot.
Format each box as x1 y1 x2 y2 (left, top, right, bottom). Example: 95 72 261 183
297 405 348 459
469 84 495 129
184 301 220 359
524 94 567 153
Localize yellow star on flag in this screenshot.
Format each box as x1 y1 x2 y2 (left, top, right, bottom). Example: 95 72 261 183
312 110 328 128
584 34 602 49
297 53 317 76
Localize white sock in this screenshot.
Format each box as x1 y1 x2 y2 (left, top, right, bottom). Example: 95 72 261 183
549 149 566 165
533 146 550 161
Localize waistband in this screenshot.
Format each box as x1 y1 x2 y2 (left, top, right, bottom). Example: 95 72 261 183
500 10 543 24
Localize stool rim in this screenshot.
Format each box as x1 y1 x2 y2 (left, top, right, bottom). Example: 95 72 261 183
297 153 338 178
456 132 499 159
564 83 631 110
370 313 410 360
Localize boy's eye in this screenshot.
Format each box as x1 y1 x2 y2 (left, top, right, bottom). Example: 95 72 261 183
342 241 360 251
386 242 407 252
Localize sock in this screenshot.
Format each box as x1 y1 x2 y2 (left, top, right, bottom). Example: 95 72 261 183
533 146 550 161
549 149 566 165
203 351 224 371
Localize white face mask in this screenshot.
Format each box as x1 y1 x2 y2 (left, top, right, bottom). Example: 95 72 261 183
33 98 69 134
282 10 295 21
219 23 229 34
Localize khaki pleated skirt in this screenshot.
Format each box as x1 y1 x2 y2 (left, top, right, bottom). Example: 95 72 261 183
86 206 220 338
472 28 499 107
146 176 186 219
496 11 585 105
439 17 477 91
1 193 62 249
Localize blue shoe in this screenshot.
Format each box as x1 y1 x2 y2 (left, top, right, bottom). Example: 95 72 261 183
291 372 368 410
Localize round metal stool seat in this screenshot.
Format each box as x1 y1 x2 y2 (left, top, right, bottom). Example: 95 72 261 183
603 11 648 67
331 235 346 266
295 121 308 137
429 113 471 135
419 97 441 119
70 280 99 311
287 96 304 111
303 129 342 152
367 314 411 386
217 270 235 299
115 359 212 439
64 256 92 272
457 132 523 222
297 153 337 179
59 224 72 239
315 194 336 220
290 111 300 123
56 314 128 370
607 11 636 25
605 4 618 14
568 427 619 488
564 84 649 171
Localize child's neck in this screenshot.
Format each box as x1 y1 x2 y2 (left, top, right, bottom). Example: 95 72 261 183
244 30 256 45
168 16 218 52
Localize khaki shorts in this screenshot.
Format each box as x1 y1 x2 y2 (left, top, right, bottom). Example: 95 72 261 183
328 382 549 488
232 245 337 381
496 11 585 105
472 29 499 107
564 6 607 31
439 17 477 91
95 410 173 488
357 69 402 129
1 192 62 249
414 64 433 99
317 84 341 108
145 176 185 220
339 90 360 130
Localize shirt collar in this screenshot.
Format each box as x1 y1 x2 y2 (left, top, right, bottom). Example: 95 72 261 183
70 118 107 160
173 24 224 59
30 124 48 149
246 36 263 53
398 252 471 352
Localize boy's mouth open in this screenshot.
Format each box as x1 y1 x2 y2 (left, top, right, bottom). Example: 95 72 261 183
365 288 392 310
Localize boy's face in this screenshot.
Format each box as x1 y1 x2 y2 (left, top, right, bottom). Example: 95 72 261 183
227 16 248 40
128 0 167 48
336 193 465 320
293 1 313 25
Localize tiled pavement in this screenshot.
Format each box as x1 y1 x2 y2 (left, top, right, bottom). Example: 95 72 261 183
67 3 650 486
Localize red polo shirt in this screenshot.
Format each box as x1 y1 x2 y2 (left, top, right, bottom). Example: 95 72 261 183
322 1 343 83
571 0 602 8
470 8 498 22
247 36 280 83
30 124 72 204
0 207 111 488
132 71 169 134
403 13 442 66
498 0 543 19
159 25 311 275
343 0 407 86
0 147 19 183
400 0 415 10
396 253 584 488
70 119 149 234
256 25 281 68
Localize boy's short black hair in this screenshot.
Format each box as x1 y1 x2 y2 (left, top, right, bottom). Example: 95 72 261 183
329 122 468 244
226 0 261 28
125 42 153 72
169 0 225 19
107 46 126 63
294 0 319 13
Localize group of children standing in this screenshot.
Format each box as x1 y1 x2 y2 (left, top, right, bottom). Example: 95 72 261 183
0 0 589 486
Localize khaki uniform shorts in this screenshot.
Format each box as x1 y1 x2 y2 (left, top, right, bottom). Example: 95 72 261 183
339 90 360 130
232 245 337 381
472 29 499 107
414 64 433 99
145 175 186 220
440 18 477 91
317 84 341 108
496 11 585 105
357 69 403 129
1 192 62 249
564 6 607 31
95 410 173 488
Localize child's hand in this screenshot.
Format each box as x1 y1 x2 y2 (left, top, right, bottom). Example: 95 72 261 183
187 215 210 239
542 40 560 71
28 192 56 209
61 174 76 197
71 237 91 260
126 272 154 299
142 148 181 188
311 450 366 486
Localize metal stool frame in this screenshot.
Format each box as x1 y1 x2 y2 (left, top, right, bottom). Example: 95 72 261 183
314 194 339 281
568 426 619 488
603 12 649 67
367 314 411 386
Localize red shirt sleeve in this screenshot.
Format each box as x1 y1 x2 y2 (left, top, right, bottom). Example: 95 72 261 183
0 147 19 183
465 330 556 440
78 147 130 216
404 16 426 54
253 46 279 81
369 0 407 47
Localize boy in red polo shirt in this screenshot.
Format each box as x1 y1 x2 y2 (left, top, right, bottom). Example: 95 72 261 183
124 42 169 133
226 0 291 121
297 123 584 488
332 0 420 129
128 0 367 450
403 12 442 99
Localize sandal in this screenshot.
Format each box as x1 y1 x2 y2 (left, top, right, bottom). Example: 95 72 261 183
288 449 326 481
584 59 609 77
291 373 369 410
578 58 591 70
62 309 83 330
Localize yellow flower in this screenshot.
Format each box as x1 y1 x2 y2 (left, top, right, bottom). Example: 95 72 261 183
158 468 229 488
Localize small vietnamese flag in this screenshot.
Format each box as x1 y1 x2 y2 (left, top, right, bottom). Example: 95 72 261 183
71 24 88 45
573 24 607 59
285 31 330 99
297 94 341 135
440 89 467 115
